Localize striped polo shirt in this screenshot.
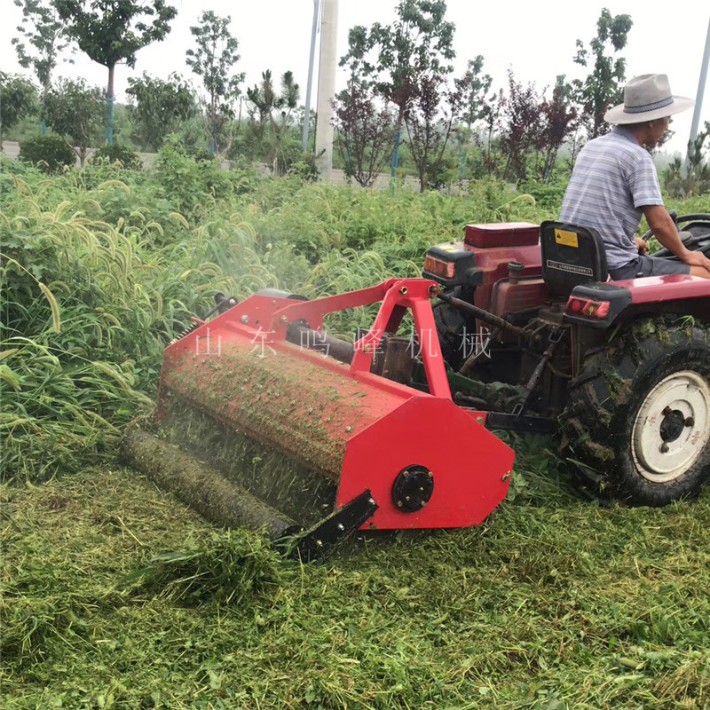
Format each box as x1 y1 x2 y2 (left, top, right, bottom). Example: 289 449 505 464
560 127 663 270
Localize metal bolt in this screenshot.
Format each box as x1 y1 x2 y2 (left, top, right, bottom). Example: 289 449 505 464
337 523 345 532
400 286 408 295
240 315 249 324
502 472 512 481
420 500 427 507
315 539 323 547
662 406 672 416
660 442 670 453
685 416 695 427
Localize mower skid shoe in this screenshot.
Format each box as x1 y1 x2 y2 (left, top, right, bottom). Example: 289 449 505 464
285 490 379 563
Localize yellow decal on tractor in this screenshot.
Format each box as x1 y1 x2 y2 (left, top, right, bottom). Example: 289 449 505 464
555 229 579 248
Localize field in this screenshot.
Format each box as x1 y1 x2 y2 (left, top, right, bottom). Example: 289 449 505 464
1 151 709 708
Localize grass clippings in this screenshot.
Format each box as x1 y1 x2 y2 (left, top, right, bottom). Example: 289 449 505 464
2 455 709 709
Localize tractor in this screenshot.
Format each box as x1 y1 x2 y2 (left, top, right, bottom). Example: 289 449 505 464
425 214 710 506
121 214 710 558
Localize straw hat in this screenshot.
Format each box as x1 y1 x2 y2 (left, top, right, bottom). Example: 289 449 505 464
604 73 694 124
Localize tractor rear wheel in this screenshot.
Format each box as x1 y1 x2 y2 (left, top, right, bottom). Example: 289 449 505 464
562 318 710 506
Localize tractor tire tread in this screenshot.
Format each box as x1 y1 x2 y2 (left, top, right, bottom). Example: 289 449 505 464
560 317 710 506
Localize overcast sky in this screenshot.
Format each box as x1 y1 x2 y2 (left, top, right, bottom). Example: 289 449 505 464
1 0 708 155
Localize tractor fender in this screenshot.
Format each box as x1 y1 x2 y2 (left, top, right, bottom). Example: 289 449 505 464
564 276 710 329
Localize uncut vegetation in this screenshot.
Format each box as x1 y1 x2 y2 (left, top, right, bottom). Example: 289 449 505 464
1 148 709 708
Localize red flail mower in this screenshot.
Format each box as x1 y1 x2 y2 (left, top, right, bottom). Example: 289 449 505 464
122 215 710 558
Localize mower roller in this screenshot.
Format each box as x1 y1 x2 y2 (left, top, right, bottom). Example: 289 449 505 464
121 278 515 559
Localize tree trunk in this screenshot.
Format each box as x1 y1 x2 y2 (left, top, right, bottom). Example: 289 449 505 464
106 64 115 145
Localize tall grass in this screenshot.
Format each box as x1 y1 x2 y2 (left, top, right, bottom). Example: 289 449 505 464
0 163 278 481
1 149 703 483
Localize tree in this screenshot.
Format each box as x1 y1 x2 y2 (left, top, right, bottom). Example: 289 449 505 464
536 76 578 181
12 0 73 135
44 77 104 165
340 0 456 177
405 71 461 190
126 73 198 151
54 0 177 145
332 77 395 187
0 72 38 145
245 70 300 174
572 8 632 140
185 11 244 156
453 56 492 176
499 71 544 182
663 121 710 197
477 88 505 176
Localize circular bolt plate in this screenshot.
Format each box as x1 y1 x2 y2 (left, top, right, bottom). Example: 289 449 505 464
392 465 434 513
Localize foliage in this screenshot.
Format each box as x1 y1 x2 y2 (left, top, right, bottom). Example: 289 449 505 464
89 142 142 169
54 0 178 143
451 56 493 177
148 136 236 216
0 72 38 143
499 71 544 182
186 10 244 156
572 8 632 141
340 0 456 178
11 0 73 131
332 77 395 187
0 155 702 483
125 72 198 151
17 134 74 172
456 56 492 131
536 76 578 181
663 121 710 198
244 70 300 175
44 77 104 165
405 70 461 190
54 0 177 71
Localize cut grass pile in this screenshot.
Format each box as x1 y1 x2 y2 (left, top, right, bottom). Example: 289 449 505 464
2 450 708 709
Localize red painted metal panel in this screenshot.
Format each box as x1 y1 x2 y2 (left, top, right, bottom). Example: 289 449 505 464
338 397 514 529
611 274 710 303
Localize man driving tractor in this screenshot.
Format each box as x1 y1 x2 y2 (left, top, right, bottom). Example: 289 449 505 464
560 73 710 280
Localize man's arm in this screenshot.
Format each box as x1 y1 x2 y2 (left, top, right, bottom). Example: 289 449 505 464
642 205 710 275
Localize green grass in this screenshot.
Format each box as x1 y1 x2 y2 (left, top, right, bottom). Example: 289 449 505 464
1 151 708 709
2 461 708 709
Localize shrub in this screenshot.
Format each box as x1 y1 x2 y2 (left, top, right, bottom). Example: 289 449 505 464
18 135 74 173
90 143 143 170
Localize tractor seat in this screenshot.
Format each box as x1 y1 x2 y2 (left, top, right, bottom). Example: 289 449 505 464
540 220 608 299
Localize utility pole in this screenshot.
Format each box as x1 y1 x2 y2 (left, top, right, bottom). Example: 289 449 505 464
315 0 337 179
302 0 320 151
687 16 710 169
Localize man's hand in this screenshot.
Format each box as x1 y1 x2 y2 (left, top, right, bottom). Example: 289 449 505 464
640 205 710 278
634 236 650 254
680 249 710 275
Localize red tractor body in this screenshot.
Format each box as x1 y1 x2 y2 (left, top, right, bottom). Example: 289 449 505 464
424 216 710 506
